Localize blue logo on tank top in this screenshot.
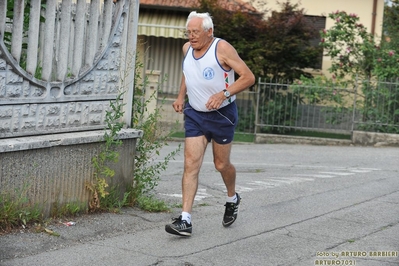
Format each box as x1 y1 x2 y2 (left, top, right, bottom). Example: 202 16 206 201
203 67 215 80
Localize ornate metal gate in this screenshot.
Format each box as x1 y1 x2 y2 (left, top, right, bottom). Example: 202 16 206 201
0 0 139 138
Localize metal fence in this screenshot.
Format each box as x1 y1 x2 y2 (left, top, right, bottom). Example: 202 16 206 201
242 77 399 135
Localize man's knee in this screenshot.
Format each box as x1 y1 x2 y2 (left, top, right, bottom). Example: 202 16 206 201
214 160 233 172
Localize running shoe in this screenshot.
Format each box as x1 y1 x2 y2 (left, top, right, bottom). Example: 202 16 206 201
222 193 241 227
165 215 192 236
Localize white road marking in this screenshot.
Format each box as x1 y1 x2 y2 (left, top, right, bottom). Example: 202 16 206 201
219 168 380 193
160 165 381 199
160 188 211 201
349 169 376 173
319 172 355 176
296 174 335 178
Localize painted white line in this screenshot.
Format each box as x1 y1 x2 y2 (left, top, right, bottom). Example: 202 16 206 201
247 181 279 188
160 188 212 201
349 169 374 173
296 174 335 178
216 176 317 193
235 185 259 193
319 172 355 176
160 166 382 197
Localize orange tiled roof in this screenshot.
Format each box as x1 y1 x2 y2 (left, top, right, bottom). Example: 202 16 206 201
139 0 258 13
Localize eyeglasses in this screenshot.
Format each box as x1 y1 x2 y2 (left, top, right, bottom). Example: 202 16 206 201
184 30 203 38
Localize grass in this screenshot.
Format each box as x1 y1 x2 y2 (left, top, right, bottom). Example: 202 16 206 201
171 130 350 142
234 133 255 142
0 188 44 232
135 195 170 212
281 130 351 140
170 132 255 142
170 131 185 138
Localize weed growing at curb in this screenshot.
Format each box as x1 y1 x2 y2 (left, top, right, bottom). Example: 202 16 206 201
86 53 181 213
0 183 43 232
86 89 125 212
129 58 181 211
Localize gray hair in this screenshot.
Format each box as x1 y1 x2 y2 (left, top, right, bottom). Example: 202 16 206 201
186 11 214 32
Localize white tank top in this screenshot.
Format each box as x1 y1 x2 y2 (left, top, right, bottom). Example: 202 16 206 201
183 38 236 112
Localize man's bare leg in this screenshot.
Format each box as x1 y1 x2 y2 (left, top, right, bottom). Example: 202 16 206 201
212 141 240 227
181 136 208 214
212 141 236 197
165 135 208 236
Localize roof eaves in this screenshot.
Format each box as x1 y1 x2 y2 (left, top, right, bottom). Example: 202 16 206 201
139 0 259 14
140 4 194 12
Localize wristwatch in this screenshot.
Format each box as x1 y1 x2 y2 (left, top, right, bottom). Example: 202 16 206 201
223 89 231 99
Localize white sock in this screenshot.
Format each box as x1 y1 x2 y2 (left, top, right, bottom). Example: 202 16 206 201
226 193 237 203
181 212 191 224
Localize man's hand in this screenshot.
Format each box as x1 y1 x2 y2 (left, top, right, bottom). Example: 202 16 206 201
172 98 185 113
205 91 225 110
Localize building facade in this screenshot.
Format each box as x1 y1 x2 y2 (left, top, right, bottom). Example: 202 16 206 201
252 0 385 76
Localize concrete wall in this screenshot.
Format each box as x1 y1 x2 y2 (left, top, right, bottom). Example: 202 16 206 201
255 130 399 147
352 130 399 146
0 129 142 216
255 133 352 146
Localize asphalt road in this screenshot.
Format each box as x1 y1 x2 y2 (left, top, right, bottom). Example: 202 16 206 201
1 142 398 266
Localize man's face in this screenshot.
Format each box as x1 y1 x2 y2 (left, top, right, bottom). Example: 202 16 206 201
186 17 212 50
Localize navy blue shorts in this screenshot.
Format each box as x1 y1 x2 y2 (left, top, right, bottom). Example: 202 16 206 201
184 101 238 144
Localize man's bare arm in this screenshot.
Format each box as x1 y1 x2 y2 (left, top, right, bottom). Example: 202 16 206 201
172 42 191 113
205 40 255 110
217 40 255 96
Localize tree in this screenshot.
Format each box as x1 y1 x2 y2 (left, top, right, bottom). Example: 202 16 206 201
375 0 399 79
320 8 399 80
382 0 399 49
256 1 322 81
320 11 376 80
197 0 321 81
